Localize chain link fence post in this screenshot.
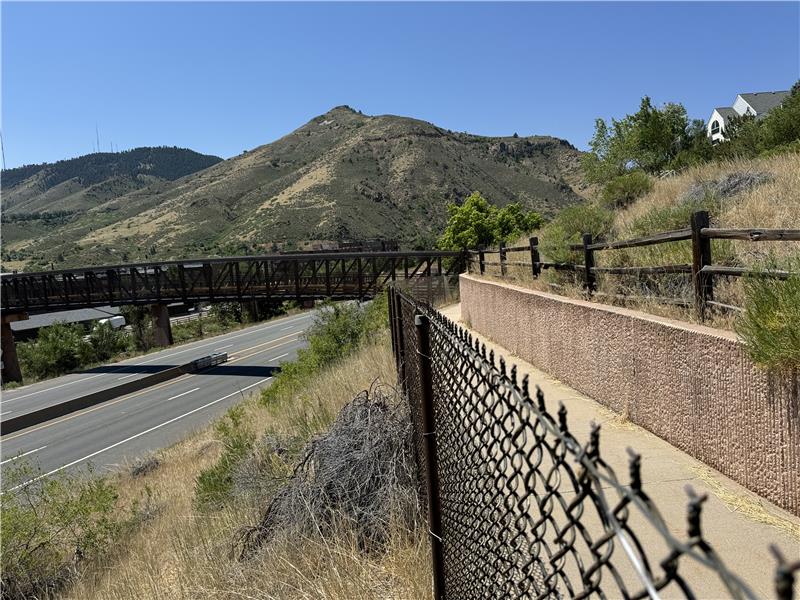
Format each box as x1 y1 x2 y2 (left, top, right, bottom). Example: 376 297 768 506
415 312 446 600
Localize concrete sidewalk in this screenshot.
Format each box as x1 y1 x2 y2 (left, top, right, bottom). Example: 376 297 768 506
440 302 800 599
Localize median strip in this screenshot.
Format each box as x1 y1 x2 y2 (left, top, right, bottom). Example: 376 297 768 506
0 353 228 436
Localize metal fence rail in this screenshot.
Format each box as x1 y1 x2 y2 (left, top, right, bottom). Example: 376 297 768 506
388 286 799 600
1 251 465 315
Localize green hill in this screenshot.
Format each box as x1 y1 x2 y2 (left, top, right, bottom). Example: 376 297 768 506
2 107 589 270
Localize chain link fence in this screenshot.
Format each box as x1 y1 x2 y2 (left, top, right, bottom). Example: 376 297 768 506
388 285 798 600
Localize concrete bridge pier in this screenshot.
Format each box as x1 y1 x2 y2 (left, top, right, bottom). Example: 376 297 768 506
1 312 28 384
149 304 174 347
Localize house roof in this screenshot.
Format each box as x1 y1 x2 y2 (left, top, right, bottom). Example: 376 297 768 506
712 107 738 124
738 91 790 115
11 306 122 332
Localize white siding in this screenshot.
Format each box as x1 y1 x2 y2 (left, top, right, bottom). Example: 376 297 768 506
733 95 755 116
707 109 727 143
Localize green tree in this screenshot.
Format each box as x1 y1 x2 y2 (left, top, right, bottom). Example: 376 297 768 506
582 96 705 183
437 191 543 250
17 323 95 379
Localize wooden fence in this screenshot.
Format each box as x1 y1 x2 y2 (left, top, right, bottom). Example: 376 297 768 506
467 210 800 321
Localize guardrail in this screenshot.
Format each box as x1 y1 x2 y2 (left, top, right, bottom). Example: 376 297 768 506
467 211 799 321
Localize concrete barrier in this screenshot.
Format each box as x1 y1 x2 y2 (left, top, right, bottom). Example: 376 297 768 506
460 273 800 516
0 353 228 436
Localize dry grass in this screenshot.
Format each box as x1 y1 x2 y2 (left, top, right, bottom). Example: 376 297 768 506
62 337 431 600
484 154 800 329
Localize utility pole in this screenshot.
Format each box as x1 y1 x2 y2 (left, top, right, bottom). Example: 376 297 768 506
0 130 6 170
96 123 100 154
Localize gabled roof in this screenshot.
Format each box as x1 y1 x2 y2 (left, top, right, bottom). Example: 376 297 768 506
711 107 738 124
737 91 790 115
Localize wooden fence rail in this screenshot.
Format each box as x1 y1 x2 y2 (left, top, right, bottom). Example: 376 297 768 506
467 211 799 322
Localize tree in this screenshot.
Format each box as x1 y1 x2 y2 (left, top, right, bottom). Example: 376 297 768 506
437 191 543 250
582 96 705 183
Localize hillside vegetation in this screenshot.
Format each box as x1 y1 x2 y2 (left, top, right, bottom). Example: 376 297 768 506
4 106 588 271
3 299 429 599
1 147 223 270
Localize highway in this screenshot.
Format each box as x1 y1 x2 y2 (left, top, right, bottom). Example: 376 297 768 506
0 311 315 483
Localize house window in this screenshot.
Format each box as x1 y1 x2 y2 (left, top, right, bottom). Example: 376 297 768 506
710 120 720 135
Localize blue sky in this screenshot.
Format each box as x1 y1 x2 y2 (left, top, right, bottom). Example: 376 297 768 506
2 2 798 168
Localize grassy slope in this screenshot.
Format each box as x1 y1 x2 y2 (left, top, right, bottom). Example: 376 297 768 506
11 106 588 270
61 337 430 600
500 153 800 327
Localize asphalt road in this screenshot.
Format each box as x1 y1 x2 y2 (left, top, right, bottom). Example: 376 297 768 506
0 311 315 484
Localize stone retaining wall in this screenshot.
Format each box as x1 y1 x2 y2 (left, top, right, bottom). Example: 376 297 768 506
460 274 800 516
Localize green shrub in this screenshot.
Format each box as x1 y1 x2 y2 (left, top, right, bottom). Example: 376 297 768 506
87 322 130 362
599 171 653 209
736 258 800 370
194 405 256 510
17 322 95 380
209 302 243 325
261 296 387 407
438 191 542 250
538 203 614 264
1 463 122 598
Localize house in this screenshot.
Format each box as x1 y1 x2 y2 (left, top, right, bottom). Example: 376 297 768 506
707 90 790 143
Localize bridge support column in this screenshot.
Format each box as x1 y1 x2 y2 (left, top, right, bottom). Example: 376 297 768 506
149 304 173 347
1 313 27 384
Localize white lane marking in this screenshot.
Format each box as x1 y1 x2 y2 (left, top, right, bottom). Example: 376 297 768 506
1 445 47 465
214 344 233 351
9 377 274 491
167 387 199 401
1 410 14 416
124 313 311 366
280 325 296 331
2 374 105 403
117 373 139 381
269 353 289 362
1 313 312 403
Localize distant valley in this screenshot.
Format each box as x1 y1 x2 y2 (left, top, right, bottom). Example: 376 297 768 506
1 106 589 270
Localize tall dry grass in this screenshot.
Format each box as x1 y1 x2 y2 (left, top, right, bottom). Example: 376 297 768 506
485 153 800 328
62 337 431 600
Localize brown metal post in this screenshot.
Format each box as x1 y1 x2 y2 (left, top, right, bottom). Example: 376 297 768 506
582 233 596 294
357 257 363 300
691 210 713 321
530 236 541 278
293 260 301 302
324 259 332 297
479 248 486 275
414 313 446 600
388 286 397 360
395 292 407 391
499 242 507 277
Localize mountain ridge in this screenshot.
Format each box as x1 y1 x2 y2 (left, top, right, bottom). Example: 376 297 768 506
2 107 589 271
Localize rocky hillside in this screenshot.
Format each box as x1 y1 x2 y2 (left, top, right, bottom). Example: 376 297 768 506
2 107 589 270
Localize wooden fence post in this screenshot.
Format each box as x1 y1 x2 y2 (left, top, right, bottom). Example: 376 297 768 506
582 233 596 294
690 210 713 321
414 313 446 600
529 236 541 279
479 247 486 275
499 241 507 277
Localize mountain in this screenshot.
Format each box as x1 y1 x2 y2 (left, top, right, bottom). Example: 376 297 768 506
2 147 223 269
1 107 589 271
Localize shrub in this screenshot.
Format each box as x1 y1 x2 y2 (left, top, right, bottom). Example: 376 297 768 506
17 322 95 379
538 203 614 264
1 463 122 598
736 258 800 370
194 405 256 510
120 305 153 351
438 191 542 250
599 171 653 209
209 302 243 325
87 321 130 362
262 295 388 408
